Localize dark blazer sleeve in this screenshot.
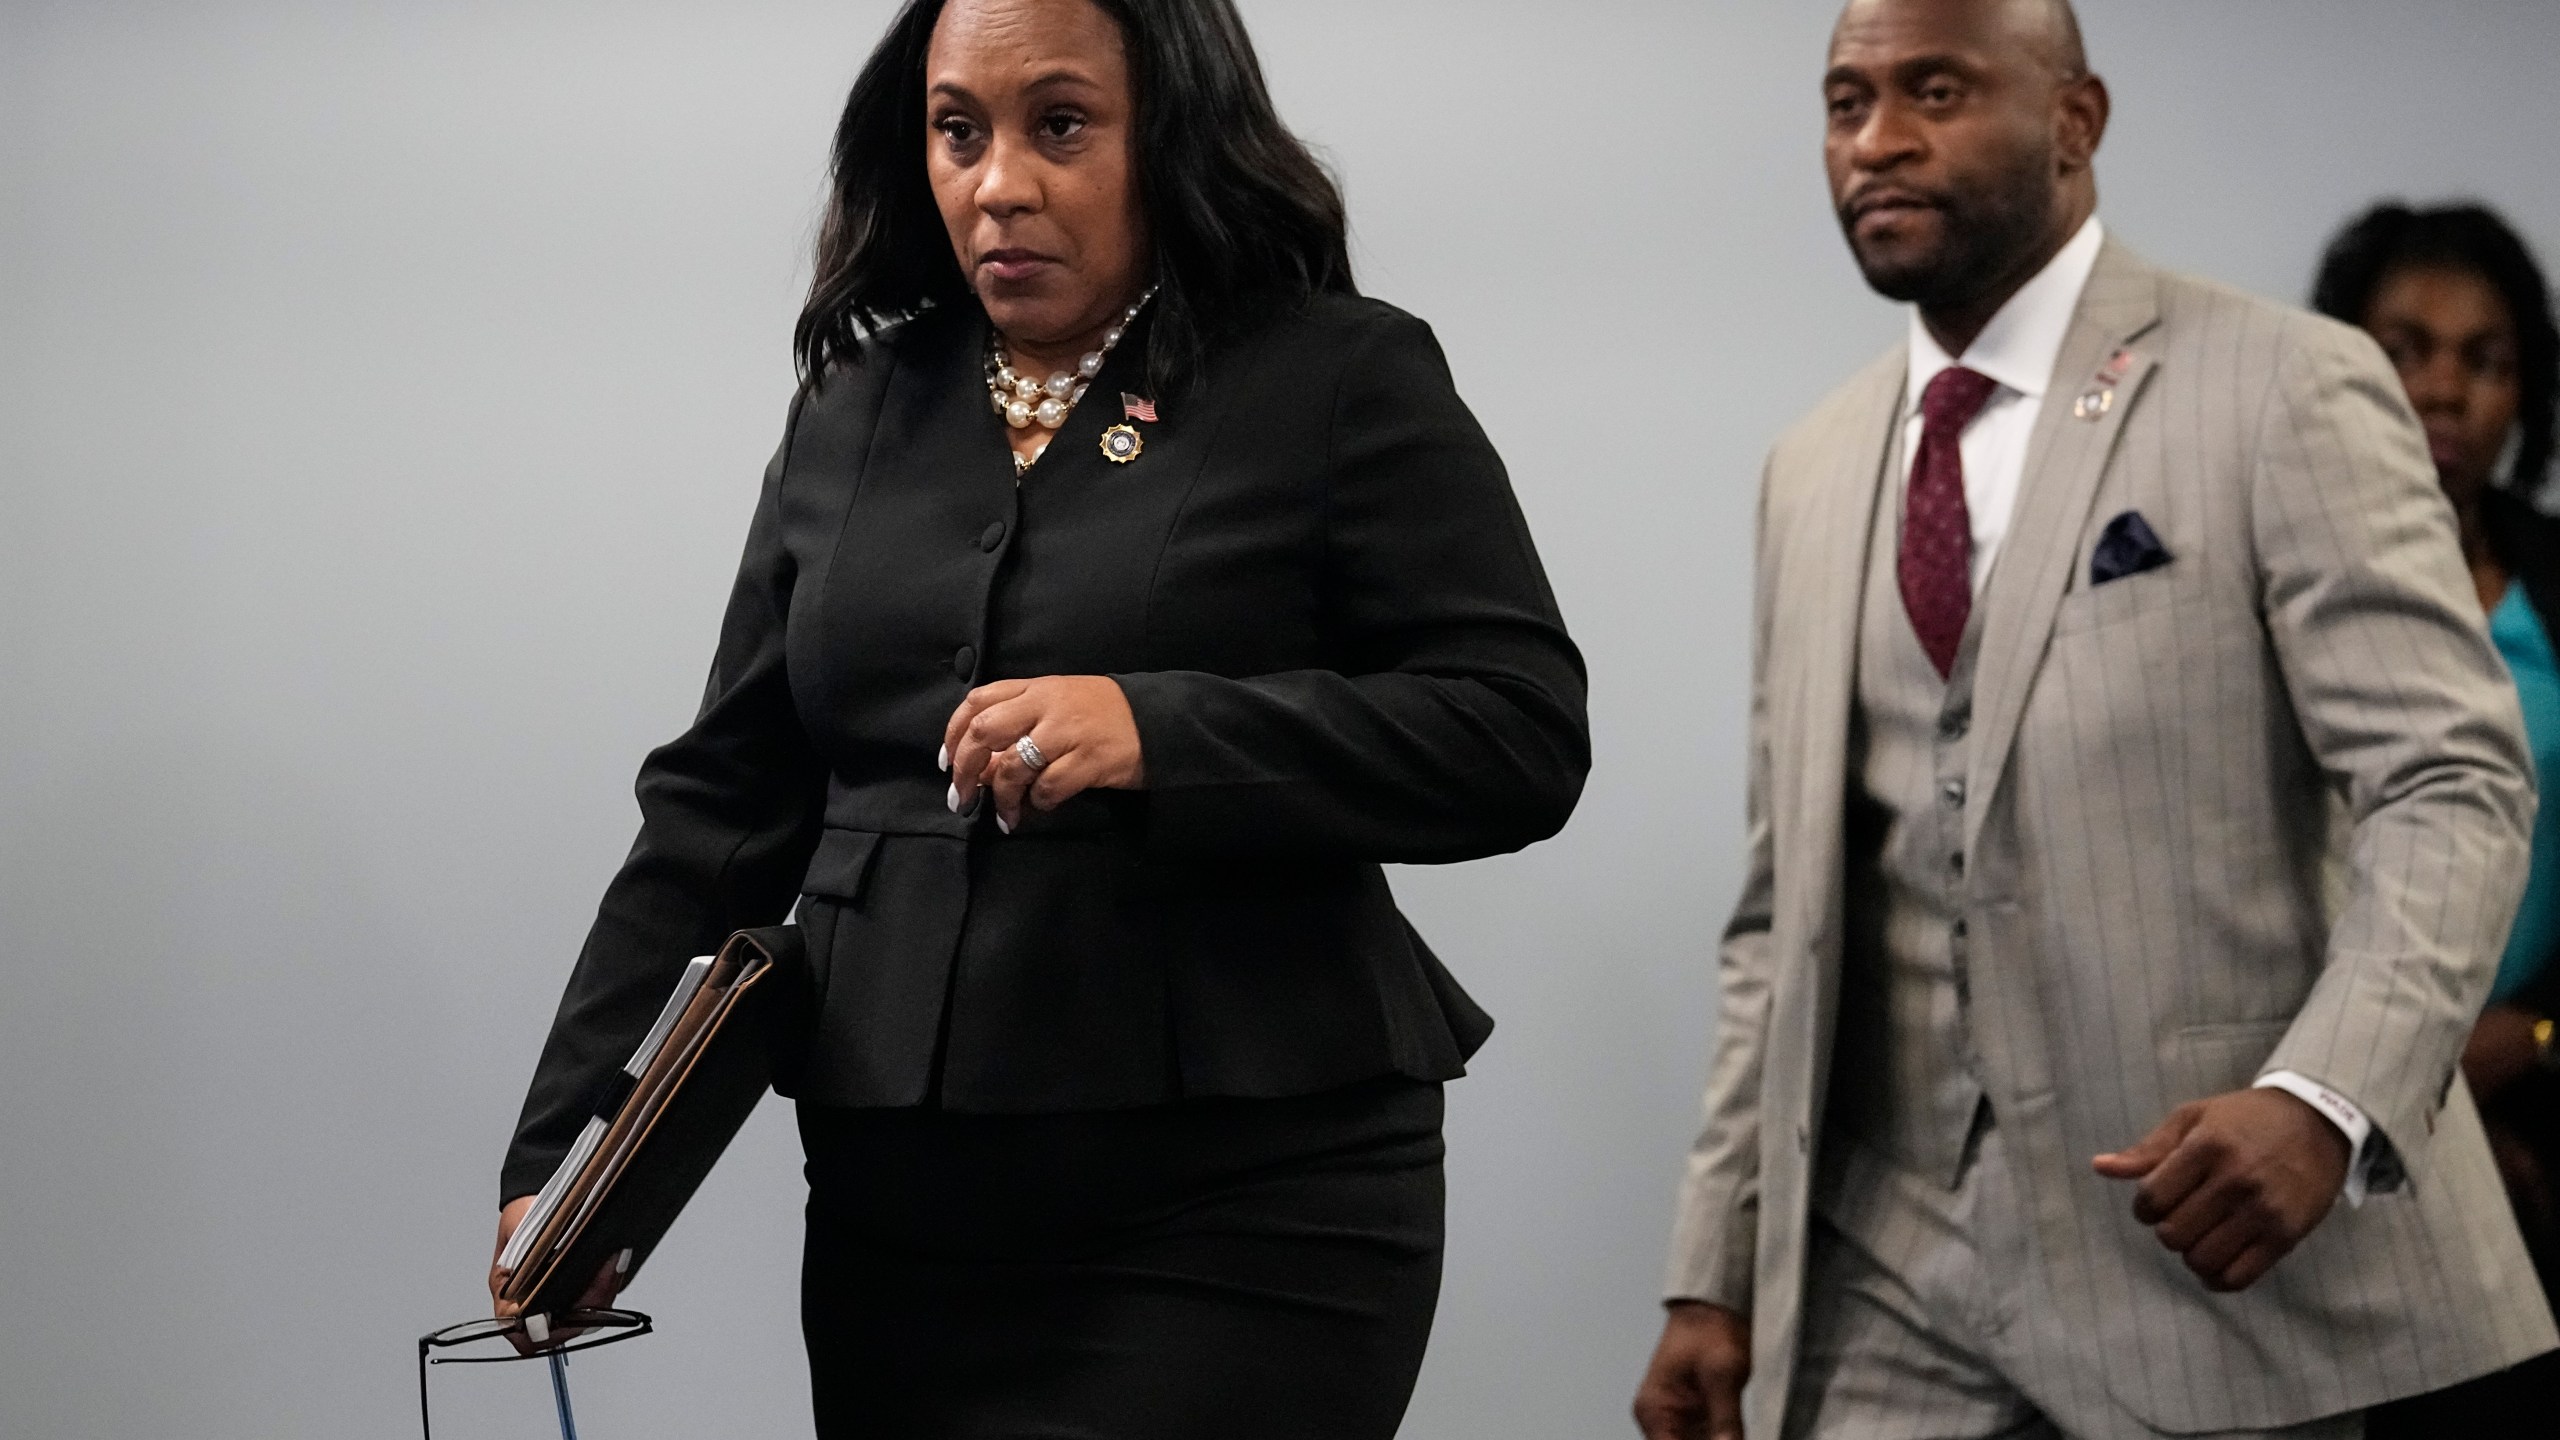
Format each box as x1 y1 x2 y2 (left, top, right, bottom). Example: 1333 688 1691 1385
500 398 828 1203
1113 310 1589 865
2488 487 2560 666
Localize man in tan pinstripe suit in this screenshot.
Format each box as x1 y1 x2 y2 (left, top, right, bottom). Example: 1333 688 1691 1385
1635 1 2559 1437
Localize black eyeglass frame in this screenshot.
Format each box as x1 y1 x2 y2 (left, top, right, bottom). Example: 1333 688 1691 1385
415 1309 652 1440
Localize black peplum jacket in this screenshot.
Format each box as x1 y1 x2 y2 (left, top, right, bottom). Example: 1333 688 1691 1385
503 293 1590 1200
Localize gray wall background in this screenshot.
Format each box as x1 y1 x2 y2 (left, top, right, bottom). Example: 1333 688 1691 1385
6 2 2560 1436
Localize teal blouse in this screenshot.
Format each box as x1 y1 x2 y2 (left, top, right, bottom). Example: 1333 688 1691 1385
2491 581 2560 1003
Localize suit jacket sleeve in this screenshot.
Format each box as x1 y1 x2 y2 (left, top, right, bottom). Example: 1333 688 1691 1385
500 398 828 1203
2252 318 2537 1182
1113 311 1589 865
1663 456 1779 1312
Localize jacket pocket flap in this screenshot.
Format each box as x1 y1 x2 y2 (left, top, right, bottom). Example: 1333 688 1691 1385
801 828 883 905
2162 1019 2292 1105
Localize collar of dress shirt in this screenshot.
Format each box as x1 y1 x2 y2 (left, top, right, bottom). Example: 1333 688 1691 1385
1906 215 2107 408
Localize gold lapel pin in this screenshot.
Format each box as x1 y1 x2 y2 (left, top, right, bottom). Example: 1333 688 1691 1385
2074 348 2136 422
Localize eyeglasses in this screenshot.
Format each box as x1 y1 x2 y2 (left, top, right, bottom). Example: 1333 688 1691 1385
416 1309 652 1440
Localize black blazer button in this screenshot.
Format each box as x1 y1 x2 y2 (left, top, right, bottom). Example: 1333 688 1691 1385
951 645 977 680
979 521 1006 552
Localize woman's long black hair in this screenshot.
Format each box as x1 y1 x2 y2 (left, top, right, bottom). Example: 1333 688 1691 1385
793 0 1354 395
2313 202 2559 499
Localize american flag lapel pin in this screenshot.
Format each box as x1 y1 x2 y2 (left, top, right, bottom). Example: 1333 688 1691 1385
2074 348 2136 421
1100 393 1156 464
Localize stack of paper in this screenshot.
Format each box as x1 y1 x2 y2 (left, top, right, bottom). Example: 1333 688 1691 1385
496 927 797 1316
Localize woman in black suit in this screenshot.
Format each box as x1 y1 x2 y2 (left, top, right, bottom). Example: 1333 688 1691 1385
486 0 1589 1434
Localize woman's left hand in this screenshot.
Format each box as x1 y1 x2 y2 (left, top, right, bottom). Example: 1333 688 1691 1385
943 676 1146 832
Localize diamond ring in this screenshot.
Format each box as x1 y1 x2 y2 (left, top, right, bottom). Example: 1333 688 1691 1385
1013 735 1050 772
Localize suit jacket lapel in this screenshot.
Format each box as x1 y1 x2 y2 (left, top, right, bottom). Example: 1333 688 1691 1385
1779 348 1903 1070
1964 241 2164 853
879 306 1021 487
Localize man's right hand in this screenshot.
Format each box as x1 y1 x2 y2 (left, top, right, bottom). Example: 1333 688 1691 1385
1633 1301 1751 1439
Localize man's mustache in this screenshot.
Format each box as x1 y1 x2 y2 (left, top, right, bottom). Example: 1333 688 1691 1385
1838 185 1954 224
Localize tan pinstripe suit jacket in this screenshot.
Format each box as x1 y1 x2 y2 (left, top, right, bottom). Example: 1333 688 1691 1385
1667 241 2559 1434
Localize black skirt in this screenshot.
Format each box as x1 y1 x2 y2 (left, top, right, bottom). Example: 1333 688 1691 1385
798 1077 1446 1439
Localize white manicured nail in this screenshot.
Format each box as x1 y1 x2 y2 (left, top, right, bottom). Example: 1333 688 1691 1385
946 782 960 813
525 1313 551 1344
937 744 949 772
615 1248 633 1275
996 815 1012 835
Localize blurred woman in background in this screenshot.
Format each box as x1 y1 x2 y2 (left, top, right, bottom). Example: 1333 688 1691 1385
2318 200 2560 1434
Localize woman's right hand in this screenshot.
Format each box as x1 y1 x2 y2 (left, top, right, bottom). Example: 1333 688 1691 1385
488 1195 627 1355
488 1195 537 1317
2463 1004 2545 1104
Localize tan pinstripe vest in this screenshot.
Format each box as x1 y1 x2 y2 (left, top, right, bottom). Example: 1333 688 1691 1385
1824 435 1993 1191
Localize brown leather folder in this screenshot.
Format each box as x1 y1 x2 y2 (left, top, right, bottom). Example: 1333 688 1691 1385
499 925 804 1317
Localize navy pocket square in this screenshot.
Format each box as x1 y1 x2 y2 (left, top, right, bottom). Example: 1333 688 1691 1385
2091 511 2173 586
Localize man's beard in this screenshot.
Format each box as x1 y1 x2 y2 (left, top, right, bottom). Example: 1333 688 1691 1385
1843 151 2057 311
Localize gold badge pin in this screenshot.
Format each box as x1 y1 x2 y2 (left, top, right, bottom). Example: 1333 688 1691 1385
1100 424 1144 464
2075 347 2137 422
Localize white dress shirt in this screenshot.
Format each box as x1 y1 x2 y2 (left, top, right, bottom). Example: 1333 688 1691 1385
1907 215 2380 1203
1902 214 2106 593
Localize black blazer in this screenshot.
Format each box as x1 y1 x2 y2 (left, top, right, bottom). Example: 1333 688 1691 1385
503 295 1590 1197
2490 486 2560 681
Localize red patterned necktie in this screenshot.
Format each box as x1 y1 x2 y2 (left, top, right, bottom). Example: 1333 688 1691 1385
1900 366 2001 679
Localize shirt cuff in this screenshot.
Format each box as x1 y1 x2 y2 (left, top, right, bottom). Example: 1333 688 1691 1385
2256 1070 2376 1207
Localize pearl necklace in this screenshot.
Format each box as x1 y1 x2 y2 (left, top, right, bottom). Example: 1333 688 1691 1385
985 288 1157 436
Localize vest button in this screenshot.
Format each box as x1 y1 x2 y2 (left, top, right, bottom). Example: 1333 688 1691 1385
1942 779 1966 807
951 645 977 680
980 521 1007 552
1951 851 1966 878
1940 713 1970 741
